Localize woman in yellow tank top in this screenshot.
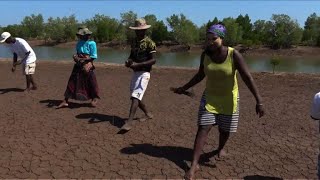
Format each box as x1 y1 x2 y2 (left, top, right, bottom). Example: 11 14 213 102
173 23 265 179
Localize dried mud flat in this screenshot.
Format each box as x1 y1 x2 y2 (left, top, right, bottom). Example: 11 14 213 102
0 60 318 178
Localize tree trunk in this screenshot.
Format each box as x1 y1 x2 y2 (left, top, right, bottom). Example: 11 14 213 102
272 65 275 74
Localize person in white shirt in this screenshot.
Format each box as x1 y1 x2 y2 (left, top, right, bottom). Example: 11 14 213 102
0 32 37 90
310 92 320 179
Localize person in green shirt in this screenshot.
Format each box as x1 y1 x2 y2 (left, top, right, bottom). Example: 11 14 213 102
173 23 265 179
121 18 156 131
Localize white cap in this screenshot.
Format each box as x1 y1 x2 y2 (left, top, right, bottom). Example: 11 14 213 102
0 32 11 43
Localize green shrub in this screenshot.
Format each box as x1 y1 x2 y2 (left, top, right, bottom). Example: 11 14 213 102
270 56 281 74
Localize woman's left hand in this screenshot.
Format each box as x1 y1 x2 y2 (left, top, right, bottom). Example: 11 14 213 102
256 104 265 118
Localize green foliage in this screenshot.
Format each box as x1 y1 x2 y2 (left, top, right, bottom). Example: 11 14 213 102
266 14 303 49
166 13 199 45
120 11 137 43
144 14 157 37
21 14 44 39
222 17 243 46
252 20 267 44
199 24 207 42
0 11 318 49
44 17 64 42
114 24 127 43
151 20 169 44
270 56 281 74
85 14 120 43
44 15 78 43
2 24 25 37
61 15 78 41
236 14 252 40
241 39 254 47
302 13 320 46
144 14 169 44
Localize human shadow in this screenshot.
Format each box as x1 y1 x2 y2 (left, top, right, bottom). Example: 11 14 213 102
75 113 126 128
39 99 93 109
0 88 25 94
244 175 283 180
200 150 220 162
120 143 216 172
39 99 63 107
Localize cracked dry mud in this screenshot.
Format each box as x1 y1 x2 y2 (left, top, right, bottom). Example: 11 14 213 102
0 61 318 179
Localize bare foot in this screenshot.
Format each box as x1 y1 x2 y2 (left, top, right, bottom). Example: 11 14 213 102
91 98 98 107
184 164 200 180
139 113 153 122
56 101 69 109
215 149 227 161
121 121 133 131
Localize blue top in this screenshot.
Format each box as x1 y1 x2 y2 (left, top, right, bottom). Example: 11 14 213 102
76 40 98 59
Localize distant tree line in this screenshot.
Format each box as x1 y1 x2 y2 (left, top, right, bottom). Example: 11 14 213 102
0 11 319 49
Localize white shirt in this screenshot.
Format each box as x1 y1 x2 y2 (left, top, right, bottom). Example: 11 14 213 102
8 38 36 64
311 92 320 132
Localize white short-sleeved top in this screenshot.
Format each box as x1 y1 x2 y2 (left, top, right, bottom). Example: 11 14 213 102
311 92 320 132
8 38 36 64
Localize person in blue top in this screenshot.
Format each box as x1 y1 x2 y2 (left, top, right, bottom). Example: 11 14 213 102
57 27 100 108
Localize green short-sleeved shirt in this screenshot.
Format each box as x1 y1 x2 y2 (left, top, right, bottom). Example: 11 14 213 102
130 36 156 72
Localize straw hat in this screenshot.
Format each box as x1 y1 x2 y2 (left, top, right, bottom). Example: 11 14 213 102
129 18 151 30
76 27 92 36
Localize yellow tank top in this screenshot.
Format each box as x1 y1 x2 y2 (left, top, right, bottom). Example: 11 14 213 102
203 47 238 115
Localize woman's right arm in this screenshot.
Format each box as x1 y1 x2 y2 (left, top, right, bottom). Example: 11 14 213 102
175 52 206 93
87 41 97 61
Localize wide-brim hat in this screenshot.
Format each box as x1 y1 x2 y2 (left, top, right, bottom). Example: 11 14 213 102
76 27 92 36
129 18 151 30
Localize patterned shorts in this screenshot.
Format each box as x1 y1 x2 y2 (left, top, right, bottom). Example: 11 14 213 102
198 94 240 133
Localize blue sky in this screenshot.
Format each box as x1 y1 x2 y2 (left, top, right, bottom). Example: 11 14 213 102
1 1 319 27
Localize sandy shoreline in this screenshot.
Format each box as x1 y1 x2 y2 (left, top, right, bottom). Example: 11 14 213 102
0 60 318 178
